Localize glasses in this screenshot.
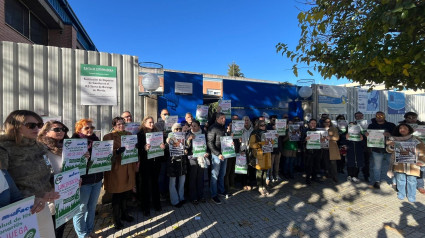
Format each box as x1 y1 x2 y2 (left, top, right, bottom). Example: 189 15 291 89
174 128 182 131
83 126 95 130
51 127 66 132
123 115 132 119
24 122 44 129
376 115 385 118
259 124 266 127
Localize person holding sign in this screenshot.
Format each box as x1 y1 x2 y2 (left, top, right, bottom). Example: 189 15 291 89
0 110 60 238
340 122 365 183
386 124 425 202
186 120 209 204
207 112 227 204
321 119 340 183
282 120 298 179
71 119 103 238
38 120 70 238
137 116 166 216
367 111 396 189
103 117 138 230
249 120 272 196
165 123 188 207
240 116 256 191
302 119 322 185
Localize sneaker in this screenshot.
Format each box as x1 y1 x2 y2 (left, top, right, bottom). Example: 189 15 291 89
352 177 360 183
212 196 221 204
219 193 232 199
373 182 380 189
347 176 352 181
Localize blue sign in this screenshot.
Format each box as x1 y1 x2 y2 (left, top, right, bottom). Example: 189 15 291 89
388 91 405 114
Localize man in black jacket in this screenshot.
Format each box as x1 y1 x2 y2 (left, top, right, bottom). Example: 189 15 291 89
367 111 396 189
207 112 227 204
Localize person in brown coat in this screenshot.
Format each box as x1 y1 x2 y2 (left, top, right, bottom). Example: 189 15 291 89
321 119 340 182
103 117 138 230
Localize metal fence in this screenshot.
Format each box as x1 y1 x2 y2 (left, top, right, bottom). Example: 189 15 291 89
0 41 142 137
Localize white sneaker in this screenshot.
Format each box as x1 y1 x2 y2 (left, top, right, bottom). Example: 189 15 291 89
347 176 352 181
352 177 360 183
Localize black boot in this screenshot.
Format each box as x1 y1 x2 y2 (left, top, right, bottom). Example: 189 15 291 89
121 199 135 222
113 203 124 230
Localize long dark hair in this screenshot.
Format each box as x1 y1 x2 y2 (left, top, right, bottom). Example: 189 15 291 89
392 123 414 137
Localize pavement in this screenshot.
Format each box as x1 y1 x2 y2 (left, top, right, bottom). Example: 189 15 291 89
63 163 425 238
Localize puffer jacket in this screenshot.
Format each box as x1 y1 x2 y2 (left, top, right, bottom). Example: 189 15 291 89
207 122 226 156
0 136 53 198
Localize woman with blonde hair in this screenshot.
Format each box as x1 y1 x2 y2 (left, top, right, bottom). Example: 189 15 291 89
0 110 59 238
38 120 70 238
137 116 165 216
71 118 103 238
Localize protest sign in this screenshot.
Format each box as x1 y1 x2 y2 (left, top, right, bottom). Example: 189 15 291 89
168 132 185 157
121 135 138 165
289 124 301 141
367 130 385 148
146 132 164 159
0 196 39 238
196 105 209 125
276 119 287 136
348 124 362 141
89 140 113 174
125 122 140 135
232 120 244 139
395 141 417 164
62 139 87 174
192 134 207 158
220 136 236 158
54 168 80 227
306 131 321 149
165 116 178 132
235 153 248 174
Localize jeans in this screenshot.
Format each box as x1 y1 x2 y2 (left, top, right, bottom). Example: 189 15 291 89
371 151 391 183
73 181 102 238
284 157 296 177
210 154 227 197
396 173 417 202
169 175 185 205
0 170 22 207
417 167 424 189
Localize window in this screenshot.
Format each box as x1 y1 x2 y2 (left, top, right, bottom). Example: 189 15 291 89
5 0 48 45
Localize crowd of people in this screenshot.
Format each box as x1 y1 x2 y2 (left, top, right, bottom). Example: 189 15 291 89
0 108 424 238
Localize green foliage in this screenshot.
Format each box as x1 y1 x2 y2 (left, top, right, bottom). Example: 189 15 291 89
276 0 425 90
227 62 245 77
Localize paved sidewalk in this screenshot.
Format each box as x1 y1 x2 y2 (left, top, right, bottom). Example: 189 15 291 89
64 171 425 237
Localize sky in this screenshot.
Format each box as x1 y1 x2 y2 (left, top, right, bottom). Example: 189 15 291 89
68 0 348 86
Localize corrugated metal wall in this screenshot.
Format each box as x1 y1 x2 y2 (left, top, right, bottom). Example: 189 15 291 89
0 41 143 137
312 85 425 124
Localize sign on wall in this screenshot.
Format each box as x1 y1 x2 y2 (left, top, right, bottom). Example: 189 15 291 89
388 91 405 114
318 85 347 114
358 89 380 114
81 64 117 105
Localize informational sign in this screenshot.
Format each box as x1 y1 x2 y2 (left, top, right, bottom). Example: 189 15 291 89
358 89 380 114
62 139 87 175
395 141 417 164
412 125 425 142
261 132 274 153
348 124 362 141
276 119 287 136
388 91 405 114
367 129 385 148
306 131 321 149
125 122 140 135
235 153 248 174
175 82 193 94
0 196 40 238
268 130 278 148
218 99 231 119
317 128 329 148
165 116 178 132
121 135 138 165
220 136 236 158
54 169 80 228
146 132 164 159
196 105 209 125
167 132 185 157
288 124 301 141
89 140 113 174
232 120 244 139
192 134 207 158
318 85 347 114
80 64 117 105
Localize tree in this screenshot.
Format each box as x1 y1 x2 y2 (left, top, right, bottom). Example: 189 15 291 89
276 0 425 90
227 62 245 77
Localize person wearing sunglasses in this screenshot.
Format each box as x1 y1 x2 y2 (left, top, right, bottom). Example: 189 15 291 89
37 120 70 238
165 123 188 208
71 119 103 238
249 120 273 196
121 111 133 123
103 117 137 230
367 111 396 189
0 110 60 238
